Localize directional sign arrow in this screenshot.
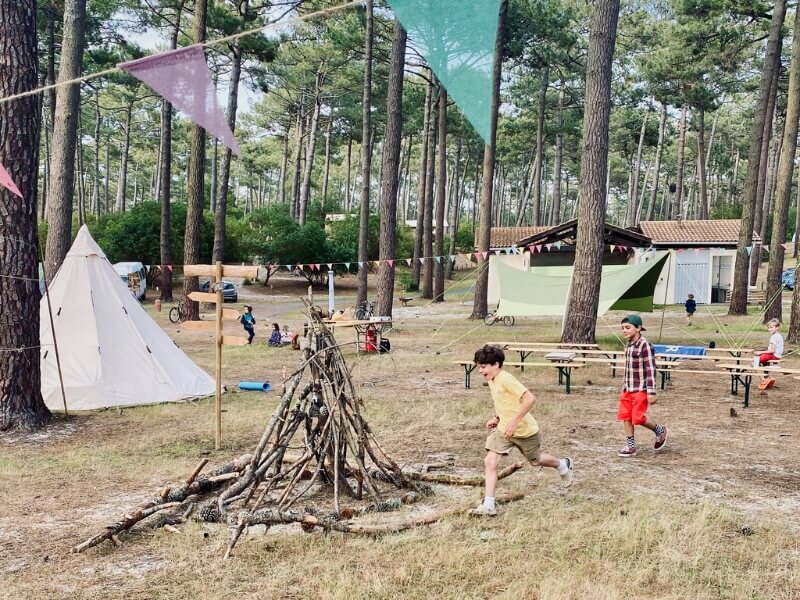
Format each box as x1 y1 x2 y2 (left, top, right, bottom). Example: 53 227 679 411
221 308 240 321
188 291 218 303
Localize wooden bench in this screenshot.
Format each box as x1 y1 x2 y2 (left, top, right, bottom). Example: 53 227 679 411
454 360 584 393
709 363 800 407
398 296 416 307
488 341 599 350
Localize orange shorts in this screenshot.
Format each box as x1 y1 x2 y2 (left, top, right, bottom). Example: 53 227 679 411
617 391 649 425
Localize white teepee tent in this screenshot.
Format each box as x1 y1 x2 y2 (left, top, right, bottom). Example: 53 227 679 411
40 225 215 410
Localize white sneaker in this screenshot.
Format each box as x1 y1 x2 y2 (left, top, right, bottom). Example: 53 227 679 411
560 457 574 487
469 502 497 517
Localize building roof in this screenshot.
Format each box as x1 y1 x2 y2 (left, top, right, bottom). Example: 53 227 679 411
638 220 761 246
515 219 651 248
481 226 553 249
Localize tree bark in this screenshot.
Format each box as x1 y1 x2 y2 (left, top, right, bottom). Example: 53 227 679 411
290 105 304 219
471 0 507 319
421 85 438 300
446 137 464 279
550 85 565 226
375 20 406 318
159 2 183 303
278 133 288 205
357 0 374 305
213 33 244 263
412 73 433 288
561 0 620 343
115 100 134 213
44 0 86 282
673 104 687 220
765 7 800 325
645 103 666 222
92 89 101 216
530 67 548 226
344 136 352 211
299 70 323 226
433 87 448 302
696 106 708 219
628 106 648 227
730 0 786 315
321 120 331 203
0 0 52 430
183 0 208 322
753 48 782 245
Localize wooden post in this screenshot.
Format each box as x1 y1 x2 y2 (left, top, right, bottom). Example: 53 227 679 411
215 260 223 450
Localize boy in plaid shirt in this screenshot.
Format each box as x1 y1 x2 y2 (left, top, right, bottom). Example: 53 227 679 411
617 315 668 457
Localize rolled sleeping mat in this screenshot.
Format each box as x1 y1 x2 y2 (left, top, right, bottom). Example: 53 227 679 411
238 381 272 392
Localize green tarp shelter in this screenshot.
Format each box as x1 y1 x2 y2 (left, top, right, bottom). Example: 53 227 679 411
495 254 668 317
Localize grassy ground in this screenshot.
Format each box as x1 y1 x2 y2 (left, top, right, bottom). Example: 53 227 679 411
1 269 799 599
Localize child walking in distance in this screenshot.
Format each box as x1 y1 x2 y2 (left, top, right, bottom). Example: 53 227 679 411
240 305 256 344
685 294 697 325
470 345 573 517
618 315 668 457
755 319 784 390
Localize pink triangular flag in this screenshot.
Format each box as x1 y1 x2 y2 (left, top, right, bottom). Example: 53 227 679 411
119 45 240 156
693 248 700 255
387 259 394 267
0 160 22 198
406 258 412 266
545 243 553 251
781 243 789 251
473 252 481 260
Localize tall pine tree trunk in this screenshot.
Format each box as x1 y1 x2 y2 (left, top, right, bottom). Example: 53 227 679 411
357 0 374 305
628 106 648 226
321 120 331 203
645 103 667 222
561 0 620 343
551 84 564 226
696 106 708 219
183 0 208 322
375 20 406 318
471 0 508 319
433 87 447 301
412 74 433 288
0 0 52 430
289 105 304 219
766 7 800 326
730 0 786 315
115 100 133 213
673 104 688 219
299 70 323 226
213 38 243 262
44 0 86 282
421 84 438 300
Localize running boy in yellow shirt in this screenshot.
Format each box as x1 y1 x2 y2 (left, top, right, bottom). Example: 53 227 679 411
470 345 573 516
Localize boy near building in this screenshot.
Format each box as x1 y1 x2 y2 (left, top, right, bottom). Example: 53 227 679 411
470 345 573 517
685 294 697 325
618 315 668 457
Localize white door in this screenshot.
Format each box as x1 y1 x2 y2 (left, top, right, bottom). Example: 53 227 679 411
675 261 709 304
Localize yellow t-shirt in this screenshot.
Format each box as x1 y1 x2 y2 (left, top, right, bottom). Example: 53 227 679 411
488 369 539 438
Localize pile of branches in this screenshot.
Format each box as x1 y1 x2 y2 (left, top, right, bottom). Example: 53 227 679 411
73 302 523 557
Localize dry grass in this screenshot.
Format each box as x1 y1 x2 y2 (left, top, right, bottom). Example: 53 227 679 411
2 270 799 599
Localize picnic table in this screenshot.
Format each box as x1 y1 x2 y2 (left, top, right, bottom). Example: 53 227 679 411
453 359 583 393
322 319 392 354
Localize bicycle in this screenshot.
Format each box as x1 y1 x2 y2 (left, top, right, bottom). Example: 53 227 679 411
354 299 375 321
169 299 187 324
483 309 514 327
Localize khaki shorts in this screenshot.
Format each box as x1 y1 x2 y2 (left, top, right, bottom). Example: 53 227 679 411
486 429 541 462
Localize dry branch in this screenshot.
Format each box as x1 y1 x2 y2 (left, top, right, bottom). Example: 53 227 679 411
403 461 525 486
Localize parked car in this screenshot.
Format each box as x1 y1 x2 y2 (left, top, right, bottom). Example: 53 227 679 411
782 267 796 291
113 261 147 300
200 280 238 302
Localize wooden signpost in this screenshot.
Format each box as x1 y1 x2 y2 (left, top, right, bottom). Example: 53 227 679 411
185 261 260 450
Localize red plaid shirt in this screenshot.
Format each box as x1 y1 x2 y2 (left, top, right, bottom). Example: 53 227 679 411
623 336 657 394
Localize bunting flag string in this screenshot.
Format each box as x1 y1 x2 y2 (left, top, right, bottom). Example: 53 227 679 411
0 160 22 198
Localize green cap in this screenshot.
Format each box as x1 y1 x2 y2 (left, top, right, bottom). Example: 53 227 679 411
621 314 646 331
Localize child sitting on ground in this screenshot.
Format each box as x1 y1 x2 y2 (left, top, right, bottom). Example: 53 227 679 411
268 323 283 347
755 318 783 389
469 345 573 517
